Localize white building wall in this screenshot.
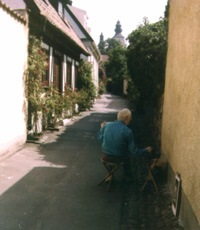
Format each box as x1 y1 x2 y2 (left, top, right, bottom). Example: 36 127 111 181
0 7 28 157
93 57 99 95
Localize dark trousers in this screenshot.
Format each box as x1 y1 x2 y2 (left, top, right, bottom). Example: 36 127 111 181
101 153 132 179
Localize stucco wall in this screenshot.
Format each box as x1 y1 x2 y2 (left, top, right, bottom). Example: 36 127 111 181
161 0 200 225
0 6 28 157
92 56 99 95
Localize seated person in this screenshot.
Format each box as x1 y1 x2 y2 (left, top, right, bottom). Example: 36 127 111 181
98 108 152 182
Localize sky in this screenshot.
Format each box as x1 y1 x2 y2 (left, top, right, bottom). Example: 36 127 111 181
72 0 168 45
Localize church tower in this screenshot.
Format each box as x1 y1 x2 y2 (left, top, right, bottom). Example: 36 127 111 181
113 21 126 46
100 32 104 42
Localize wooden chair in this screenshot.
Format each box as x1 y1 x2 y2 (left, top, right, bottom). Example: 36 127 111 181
98 158 124 191
142 156 160 192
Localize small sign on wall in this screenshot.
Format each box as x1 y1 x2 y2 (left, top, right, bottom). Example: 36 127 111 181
172 173 181 216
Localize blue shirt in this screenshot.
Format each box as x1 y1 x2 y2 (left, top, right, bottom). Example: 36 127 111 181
98 120 147 157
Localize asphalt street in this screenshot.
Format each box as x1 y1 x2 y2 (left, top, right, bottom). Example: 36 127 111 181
0 93 184 230
0 93 129 230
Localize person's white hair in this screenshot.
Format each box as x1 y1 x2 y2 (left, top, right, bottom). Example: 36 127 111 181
117 108 131 121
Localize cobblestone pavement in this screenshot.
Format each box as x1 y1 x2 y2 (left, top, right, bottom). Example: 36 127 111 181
120 157 184 230
95 94 184 230
119 108 184 230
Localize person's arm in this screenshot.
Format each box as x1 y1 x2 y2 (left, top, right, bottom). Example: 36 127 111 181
127 131 152 157
97 121 106 143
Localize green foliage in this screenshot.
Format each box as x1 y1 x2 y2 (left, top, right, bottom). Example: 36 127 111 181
98 40 106 55
98 79 106 96
98 38 127 95
26 36 48 134
26 36 48 111
104 38 122 54
98 38 122 55
164 0 169 19
26 37 99 133
63 85 73 112
126 80 140 108
127 18 168 108
105 42 128 95
164 1 169 37
64 84 79 114
77 60 96 104
77 88 93 111
43 83 64 127
126 14 168 152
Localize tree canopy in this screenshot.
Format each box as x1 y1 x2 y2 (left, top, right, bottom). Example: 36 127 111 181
98 38 122 55
126 17 168 107
104 41 128 94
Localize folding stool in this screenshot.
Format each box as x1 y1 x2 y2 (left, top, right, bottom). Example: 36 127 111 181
98 158 124 191
142 157 160 192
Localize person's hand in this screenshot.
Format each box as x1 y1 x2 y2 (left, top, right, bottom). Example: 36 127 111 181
146 147 152 152
101 121 107 128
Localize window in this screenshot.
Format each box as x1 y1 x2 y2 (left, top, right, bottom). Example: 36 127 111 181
58 2 63 18
74 65 78 89
42 0 48 5
53 56 62 92
67 61 72 88
42 49 49 88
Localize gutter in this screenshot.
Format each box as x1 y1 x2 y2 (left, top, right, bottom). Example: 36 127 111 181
0 0 27 24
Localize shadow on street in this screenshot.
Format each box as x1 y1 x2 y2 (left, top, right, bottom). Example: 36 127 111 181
0 94 184 230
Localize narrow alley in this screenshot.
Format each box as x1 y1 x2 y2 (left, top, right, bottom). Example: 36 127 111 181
0 94 183 230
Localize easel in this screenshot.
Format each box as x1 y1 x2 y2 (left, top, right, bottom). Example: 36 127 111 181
142 157 160 192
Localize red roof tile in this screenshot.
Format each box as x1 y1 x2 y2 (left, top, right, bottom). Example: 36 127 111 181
0 0 27 24
33 0 89 55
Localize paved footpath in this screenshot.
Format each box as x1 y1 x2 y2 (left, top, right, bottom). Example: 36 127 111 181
0 93 183 230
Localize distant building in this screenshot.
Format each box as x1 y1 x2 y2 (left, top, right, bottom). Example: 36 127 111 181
113 20 126 46
65 4 101 95
98 21 127 94
99 20 126 50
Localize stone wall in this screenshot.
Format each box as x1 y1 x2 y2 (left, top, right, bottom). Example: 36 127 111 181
161 0 200 228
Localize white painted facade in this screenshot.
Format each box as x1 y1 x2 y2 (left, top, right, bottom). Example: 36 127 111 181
0 5 28 157
65 5 101 95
